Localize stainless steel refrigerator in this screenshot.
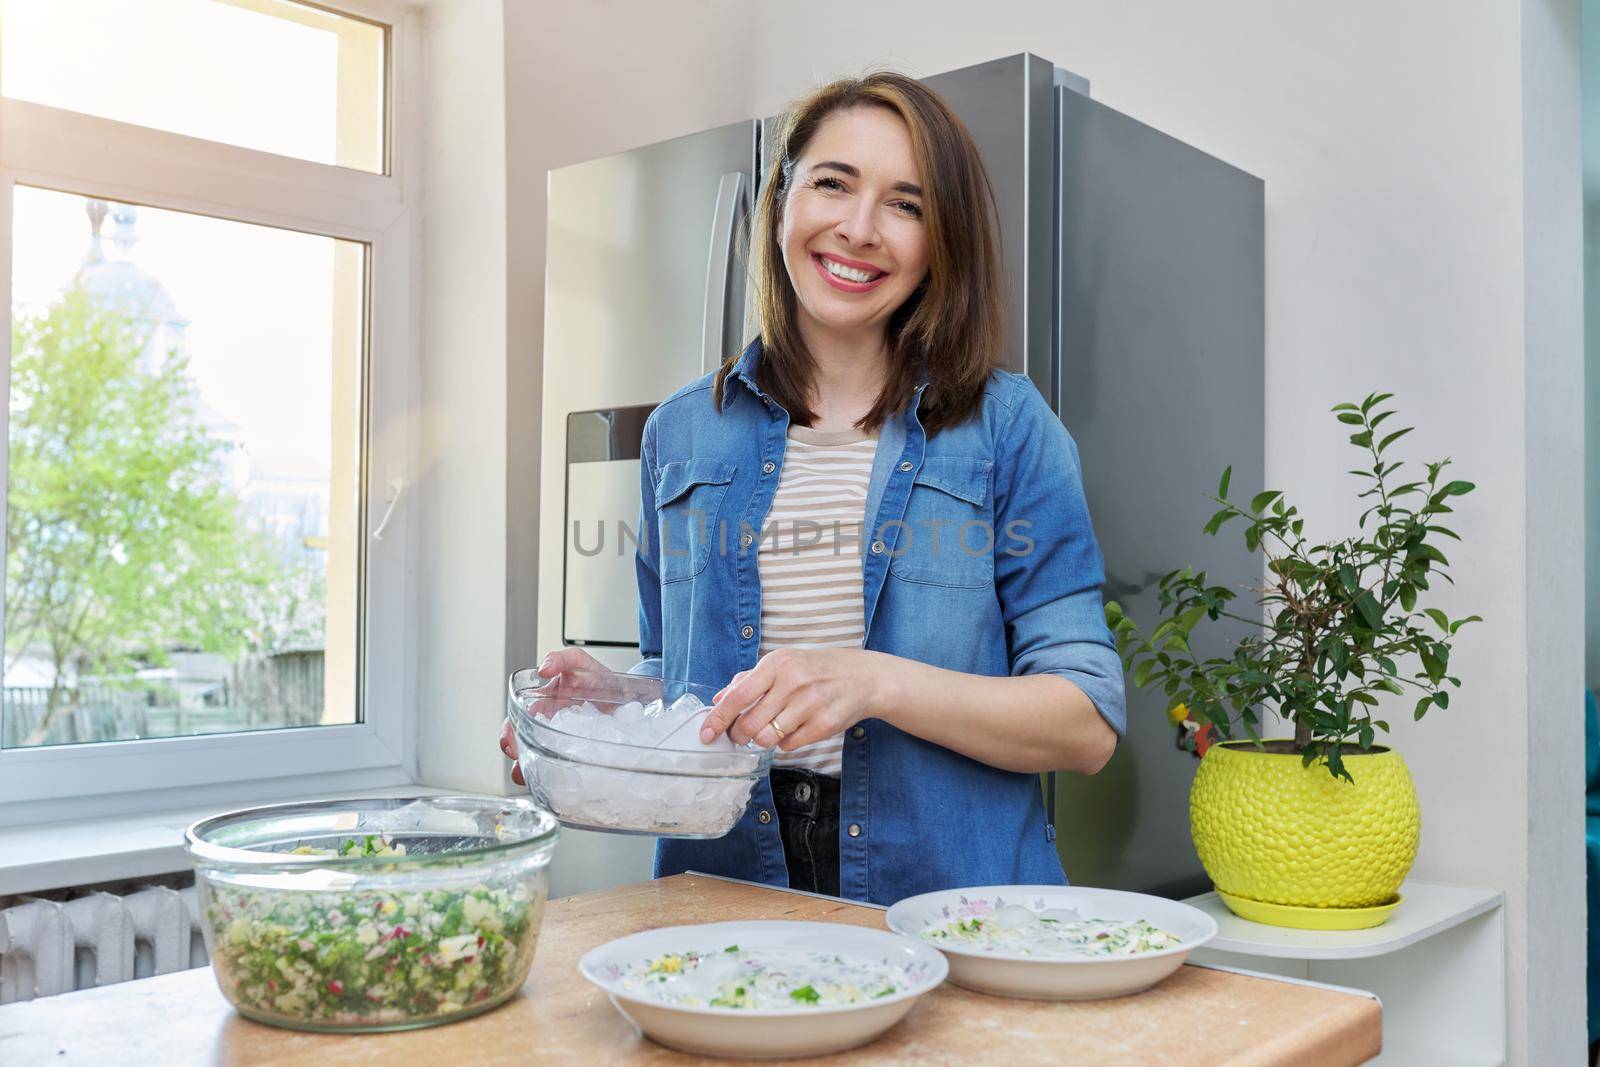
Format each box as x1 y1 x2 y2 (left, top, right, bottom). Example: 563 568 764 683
536 53 1263 900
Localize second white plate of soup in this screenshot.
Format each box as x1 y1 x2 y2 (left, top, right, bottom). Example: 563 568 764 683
885 885 1216 1001
579 920 947 1060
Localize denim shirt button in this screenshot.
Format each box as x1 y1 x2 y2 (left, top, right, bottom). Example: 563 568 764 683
762 461 775 475
898 460 913 472
850 725 865 740
757 810 772 825
740 532 754 548
741 624 754 639
870 540 885 554
847 824 862 837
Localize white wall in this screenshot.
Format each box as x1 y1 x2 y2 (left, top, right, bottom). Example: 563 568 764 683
1584 0 1600 689
476 2 1582 1058
415 0 511 792
1520 3 1585 1063
501 2 757 896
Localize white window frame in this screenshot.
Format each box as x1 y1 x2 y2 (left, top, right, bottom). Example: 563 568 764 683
0 0 422 826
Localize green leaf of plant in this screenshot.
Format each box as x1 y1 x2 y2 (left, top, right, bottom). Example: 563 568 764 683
1338 564 1358 594
1398 585 1417 612
1442 480 1475 496
1250 490 1281 513
1413 543 1448 566
1336 412 1366 425
1132 659 1158 689
1377 427 1413 453
1355 591 1383 630
1218 465 1232 499
1203 508 1236 536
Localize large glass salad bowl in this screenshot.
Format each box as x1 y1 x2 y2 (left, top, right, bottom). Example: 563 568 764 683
185 795 558 1032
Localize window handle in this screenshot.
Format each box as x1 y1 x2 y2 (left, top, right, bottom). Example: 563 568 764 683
371 475 406 540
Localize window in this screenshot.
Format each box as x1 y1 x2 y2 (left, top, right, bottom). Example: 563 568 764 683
0 0 418 817
1 0 385 173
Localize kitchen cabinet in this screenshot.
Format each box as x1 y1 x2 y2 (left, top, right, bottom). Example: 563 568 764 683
1187 880 1504 1065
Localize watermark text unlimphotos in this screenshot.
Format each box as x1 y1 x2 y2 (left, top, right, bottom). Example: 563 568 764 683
570 514 1035 559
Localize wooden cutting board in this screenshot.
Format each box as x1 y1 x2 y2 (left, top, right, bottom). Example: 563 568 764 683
0 872 1381 1065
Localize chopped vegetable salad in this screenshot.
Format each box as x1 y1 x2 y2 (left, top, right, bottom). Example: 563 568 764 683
203 834 543 1026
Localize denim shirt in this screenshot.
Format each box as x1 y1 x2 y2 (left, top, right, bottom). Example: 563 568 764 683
629 339 1125 905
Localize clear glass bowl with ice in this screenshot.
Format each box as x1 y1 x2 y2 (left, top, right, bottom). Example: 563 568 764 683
506 667 774 838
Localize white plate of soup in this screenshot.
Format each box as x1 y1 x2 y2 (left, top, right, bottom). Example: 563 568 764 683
885 885 1216 1001
579 920 947 1059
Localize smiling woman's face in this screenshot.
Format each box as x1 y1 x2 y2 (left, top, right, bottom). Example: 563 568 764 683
779 105 930 346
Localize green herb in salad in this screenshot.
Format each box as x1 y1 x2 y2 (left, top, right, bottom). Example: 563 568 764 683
922 907 1182 958
615 948 908 1011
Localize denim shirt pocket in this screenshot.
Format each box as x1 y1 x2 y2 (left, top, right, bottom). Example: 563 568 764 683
888 456 995 589
655 458 736 583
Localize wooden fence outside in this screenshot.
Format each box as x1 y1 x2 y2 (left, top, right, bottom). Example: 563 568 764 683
1 652 327 747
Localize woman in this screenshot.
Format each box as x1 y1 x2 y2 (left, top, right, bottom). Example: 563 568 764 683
501 72 1125 906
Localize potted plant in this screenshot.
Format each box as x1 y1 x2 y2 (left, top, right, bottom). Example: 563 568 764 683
1105 393 1480 930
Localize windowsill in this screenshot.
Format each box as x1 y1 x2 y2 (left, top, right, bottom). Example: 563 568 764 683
0 783 458 897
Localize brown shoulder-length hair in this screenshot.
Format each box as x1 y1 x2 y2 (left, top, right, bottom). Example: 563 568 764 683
712 71 1004 437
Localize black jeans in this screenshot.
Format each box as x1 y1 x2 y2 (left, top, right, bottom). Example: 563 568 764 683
770 768 841 897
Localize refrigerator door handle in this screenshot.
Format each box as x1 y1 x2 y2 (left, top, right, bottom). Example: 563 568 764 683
702 171 750 376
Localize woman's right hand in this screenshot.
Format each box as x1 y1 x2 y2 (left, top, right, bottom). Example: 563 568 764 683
500 647 608 786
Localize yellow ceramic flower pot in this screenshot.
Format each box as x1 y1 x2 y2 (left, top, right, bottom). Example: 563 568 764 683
1189 739 1420 929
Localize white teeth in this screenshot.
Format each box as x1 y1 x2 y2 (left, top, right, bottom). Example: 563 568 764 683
822 257 880 284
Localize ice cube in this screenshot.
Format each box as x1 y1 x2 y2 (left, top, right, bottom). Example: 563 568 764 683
612 700 646 727
665 693 705 718
1038 908 1082 924
656 709 735 752
987 905 1041 931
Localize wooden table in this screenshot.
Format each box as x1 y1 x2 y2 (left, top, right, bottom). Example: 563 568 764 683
0 873 1381 1065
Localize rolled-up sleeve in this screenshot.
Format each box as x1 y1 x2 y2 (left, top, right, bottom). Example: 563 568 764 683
992 379 1127 738
630 415 665 679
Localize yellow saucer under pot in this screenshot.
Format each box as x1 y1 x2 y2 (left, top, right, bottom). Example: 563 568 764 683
1189 739 1420 930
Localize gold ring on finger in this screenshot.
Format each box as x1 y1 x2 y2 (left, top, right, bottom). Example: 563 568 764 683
769 715 787 740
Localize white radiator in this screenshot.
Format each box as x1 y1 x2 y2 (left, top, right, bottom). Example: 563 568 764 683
0 877 208 1003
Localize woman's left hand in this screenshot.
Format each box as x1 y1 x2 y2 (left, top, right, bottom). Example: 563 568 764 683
701 648 893 751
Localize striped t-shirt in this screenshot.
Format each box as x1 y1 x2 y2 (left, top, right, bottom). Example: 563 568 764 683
757 423 879 778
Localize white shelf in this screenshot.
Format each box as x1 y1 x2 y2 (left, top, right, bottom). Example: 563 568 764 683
1183 879 1503 960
